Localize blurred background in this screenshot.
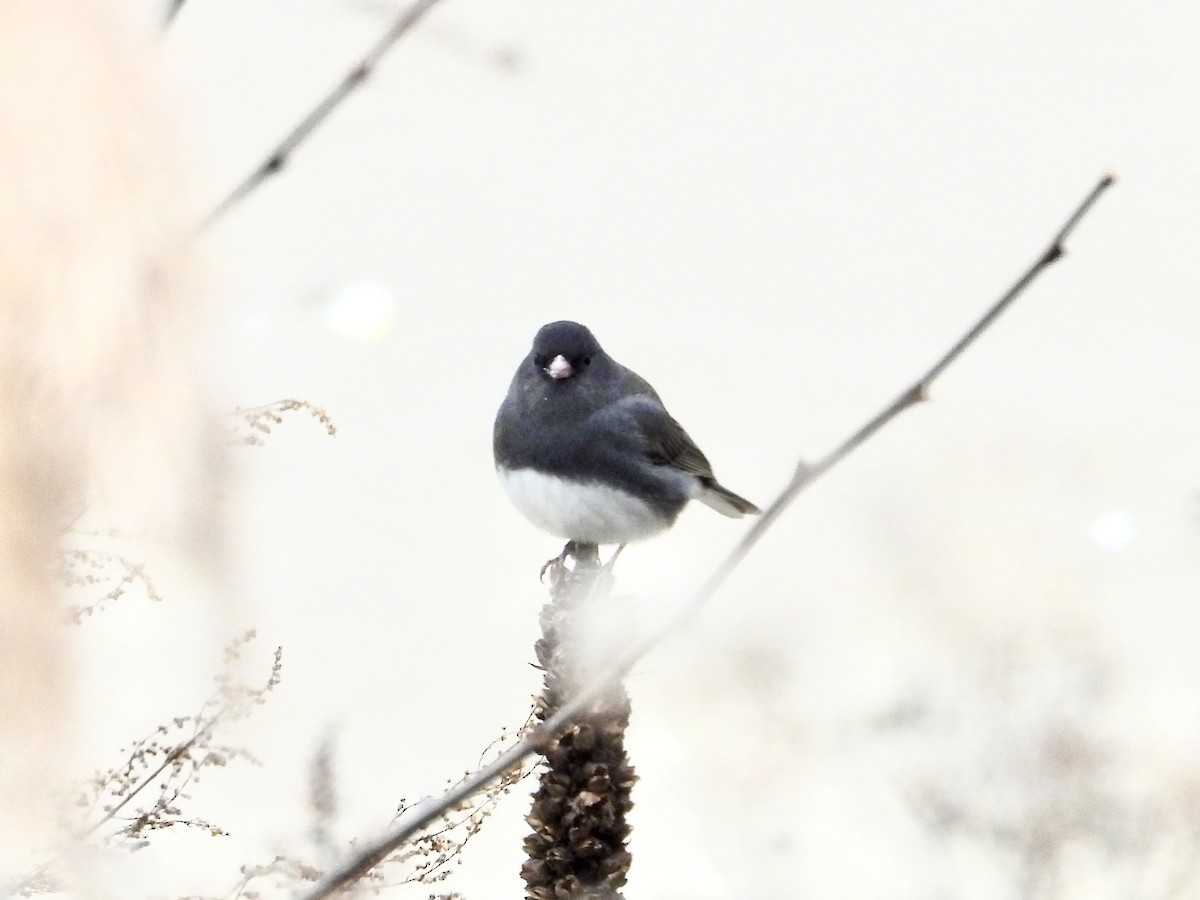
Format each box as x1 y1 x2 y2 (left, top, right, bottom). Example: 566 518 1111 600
63 1 1200 897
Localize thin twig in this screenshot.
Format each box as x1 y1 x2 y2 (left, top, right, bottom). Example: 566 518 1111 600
80 710 221 840
296 174 1115 900
3 714 222 897
202 0 444 228
164 0 187 26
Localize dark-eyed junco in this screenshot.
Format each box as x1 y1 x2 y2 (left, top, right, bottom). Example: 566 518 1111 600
494 321 759 556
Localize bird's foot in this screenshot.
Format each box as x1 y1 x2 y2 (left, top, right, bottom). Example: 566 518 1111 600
539 544 569 585
540 540 602 586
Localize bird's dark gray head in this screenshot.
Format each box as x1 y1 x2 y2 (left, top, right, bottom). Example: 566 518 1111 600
529 320 605 383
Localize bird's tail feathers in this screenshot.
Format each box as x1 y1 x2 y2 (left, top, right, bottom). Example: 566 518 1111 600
698 481 760 518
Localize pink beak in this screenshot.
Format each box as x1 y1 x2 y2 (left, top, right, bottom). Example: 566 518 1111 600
544 354 573 380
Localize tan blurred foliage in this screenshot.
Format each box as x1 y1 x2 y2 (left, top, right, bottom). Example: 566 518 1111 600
0 0 211 873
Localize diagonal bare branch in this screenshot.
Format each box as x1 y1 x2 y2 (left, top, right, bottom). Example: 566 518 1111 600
202 0 444 228
296 174 1116 900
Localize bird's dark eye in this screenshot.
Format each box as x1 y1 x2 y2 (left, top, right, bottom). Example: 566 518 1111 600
582 356 591 366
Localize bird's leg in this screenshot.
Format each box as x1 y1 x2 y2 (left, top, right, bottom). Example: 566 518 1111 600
540 540 603 586
569 541 601 570
604 544 626 571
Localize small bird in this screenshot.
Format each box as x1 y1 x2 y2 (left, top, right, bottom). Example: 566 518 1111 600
494 321 759 561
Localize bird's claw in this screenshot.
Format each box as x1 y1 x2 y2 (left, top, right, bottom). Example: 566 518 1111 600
539 540 604 586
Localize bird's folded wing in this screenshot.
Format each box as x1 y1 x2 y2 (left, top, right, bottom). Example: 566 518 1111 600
619 396 715 479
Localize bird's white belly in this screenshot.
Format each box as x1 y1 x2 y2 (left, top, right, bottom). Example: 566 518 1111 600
498 467 670 545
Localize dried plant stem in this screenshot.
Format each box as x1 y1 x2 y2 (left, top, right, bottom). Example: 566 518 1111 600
80 714 220 840
522 548 634 899
202 0 444 228
7 727 207 894
297 174 1115 900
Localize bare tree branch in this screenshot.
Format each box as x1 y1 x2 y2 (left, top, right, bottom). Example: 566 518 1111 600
202 0 444 228
296 174 1116 900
